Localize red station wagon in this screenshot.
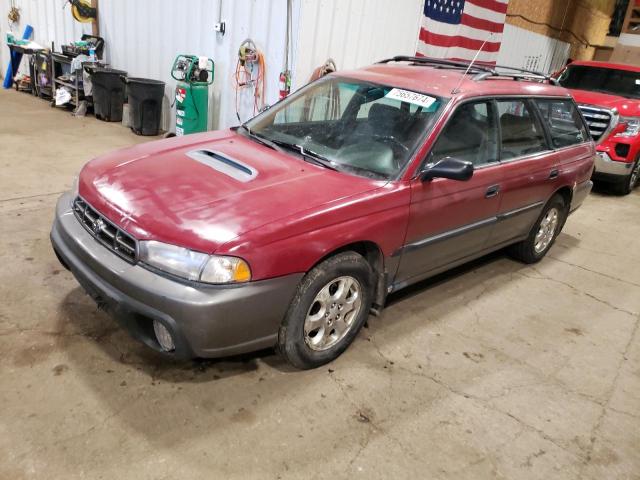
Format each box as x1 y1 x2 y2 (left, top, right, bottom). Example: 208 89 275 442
51 57 595 369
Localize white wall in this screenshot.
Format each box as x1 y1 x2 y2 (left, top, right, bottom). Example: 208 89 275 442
4 1 569 132
497 24 570 74
1 0 298 131
98 0 300 130
294 0 423 87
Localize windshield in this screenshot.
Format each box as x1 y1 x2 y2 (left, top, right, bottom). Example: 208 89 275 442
558 65 640 99
244 76 445 179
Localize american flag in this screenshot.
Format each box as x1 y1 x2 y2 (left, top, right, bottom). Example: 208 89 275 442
417 0 510 65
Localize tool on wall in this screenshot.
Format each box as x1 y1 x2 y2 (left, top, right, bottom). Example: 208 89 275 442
65 0 99 36
64 0 97 23
278 0 293 100
234 38 266 122
171 54 214 136
8 0 20 25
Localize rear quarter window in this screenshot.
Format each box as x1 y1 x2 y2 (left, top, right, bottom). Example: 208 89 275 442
534 99 589 148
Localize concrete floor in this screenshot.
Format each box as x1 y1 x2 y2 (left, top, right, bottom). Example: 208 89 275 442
1 88 639 480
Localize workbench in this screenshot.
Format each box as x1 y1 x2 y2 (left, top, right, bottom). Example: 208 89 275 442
6 43 43 94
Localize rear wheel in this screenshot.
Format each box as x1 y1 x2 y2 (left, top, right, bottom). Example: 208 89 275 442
278 252 373 369
508 195 566 264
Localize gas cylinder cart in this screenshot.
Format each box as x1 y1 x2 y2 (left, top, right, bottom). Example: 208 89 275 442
170 55 214 136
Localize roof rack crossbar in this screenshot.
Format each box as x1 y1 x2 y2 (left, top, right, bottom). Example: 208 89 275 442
377 56 494 73
472 67 559 85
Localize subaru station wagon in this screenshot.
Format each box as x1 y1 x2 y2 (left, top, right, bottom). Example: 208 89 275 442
51 56 595 369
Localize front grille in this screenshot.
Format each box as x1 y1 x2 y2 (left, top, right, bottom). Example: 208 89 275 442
72 196 138 263
577 104 615 142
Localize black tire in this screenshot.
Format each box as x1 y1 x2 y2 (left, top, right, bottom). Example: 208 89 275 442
614 158 640 195
278 252 374 369
508 194 567 264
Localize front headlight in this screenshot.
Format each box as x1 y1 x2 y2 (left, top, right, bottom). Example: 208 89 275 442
615 116 640 138
138 240 251 284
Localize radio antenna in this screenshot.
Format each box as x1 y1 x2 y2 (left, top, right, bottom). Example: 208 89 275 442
451 32 494 94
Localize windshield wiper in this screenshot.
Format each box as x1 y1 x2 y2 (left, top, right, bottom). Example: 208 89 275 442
268 139 339 171
237 124 284 152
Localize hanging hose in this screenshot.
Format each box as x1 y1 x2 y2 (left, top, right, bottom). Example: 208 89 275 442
234 38 266 122
279 0 293 100
303 59 339 122
309 58 337 82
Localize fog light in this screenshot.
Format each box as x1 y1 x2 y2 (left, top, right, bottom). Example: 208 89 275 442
153 320 175 352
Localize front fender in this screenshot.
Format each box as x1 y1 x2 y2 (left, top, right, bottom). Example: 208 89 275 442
217 183 412 281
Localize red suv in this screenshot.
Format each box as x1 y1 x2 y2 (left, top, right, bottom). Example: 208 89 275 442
51 57 595 369
557 60 640 194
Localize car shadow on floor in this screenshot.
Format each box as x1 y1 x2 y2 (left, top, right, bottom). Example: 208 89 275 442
57 286 277 382
590 180 631 196
51 235 580 449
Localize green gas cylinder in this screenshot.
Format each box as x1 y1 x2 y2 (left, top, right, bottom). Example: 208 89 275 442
171 55 214 136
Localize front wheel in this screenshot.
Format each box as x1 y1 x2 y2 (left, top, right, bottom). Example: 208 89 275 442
278 252 373 369
615 158 640 195
508 195 566 264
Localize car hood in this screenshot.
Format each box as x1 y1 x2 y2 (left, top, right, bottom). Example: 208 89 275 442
79 129 384 253
569 89 640 116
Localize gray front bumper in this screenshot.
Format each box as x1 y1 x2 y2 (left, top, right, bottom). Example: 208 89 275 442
50 192 303 359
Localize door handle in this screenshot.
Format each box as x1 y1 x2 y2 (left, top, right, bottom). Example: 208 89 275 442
549 169 559 180
485 184 500 198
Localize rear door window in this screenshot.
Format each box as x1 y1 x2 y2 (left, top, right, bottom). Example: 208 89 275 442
497 100 548 159
534 99 588 148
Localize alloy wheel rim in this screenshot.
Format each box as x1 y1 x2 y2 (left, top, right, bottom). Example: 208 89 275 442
534 207 559 254
304 276 362 351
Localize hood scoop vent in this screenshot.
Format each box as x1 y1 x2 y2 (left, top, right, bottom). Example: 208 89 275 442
186 149 257 182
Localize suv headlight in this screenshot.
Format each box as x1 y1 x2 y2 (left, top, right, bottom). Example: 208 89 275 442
615 116 640 138
138 240 251 284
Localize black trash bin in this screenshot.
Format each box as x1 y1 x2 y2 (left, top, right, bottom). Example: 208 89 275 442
124 77 166 136
90 68 127 122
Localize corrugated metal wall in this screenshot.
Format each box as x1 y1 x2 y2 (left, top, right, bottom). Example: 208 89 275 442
1 0 297 131
1 1 572 131
293 0 424 87
497 24 570 74
98 0 299 130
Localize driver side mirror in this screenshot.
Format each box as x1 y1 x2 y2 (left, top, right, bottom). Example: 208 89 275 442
420 157 474 182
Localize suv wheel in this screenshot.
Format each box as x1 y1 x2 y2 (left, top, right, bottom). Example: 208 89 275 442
278 252 373 369
508 195 566 264
615 158 640 195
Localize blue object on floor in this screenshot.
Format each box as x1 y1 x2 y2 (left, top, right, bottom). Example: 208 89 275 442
3 24 34 89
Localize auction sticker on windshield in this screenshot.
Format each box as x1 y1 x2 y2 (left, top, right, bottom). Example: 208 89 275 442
385 88 436 108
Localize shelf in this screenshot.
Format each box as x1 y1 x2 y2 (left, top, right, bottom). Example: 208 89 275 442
54 78 81 89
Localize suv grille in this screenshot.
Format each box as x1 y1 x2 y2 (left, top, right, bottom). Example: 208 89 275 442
577 104 615 142
72 197 138 263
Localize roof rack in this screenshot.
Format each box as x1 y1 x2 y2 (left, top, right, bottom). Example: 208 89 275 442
378 56 558 86
377 55 493 73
